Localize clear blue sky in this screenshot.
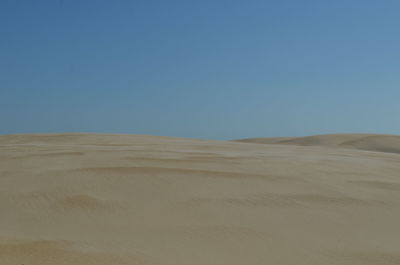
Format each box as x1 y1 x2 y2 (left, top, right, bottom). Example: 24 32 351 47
1 0 399 139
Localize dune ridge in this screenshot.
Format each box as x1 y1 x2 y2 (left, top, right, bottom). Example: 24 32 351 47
234 133 400 154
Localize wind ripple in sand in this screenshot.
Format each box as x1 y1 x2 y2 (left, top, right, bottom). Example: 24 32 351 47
349 180 400 191
67 166 291 181
13 192 120 212
0 239 152 265
190 192 385 208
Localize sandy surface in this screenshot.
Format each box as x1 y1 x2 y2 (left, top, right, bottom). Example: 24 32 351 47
1 133 400 265
235 134 400 154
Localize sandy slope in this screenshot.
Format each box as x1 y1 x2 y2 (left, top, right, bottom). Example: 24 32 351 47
234 134 400 154
1 134 400 265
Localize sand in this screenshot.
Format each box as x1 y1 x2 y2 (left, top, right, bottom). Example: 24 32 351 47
234 133 400 154
1 133 400 265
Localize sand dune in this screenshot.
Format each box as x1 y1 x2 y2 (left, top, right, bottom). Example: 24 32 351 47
1 133 400 265
234 133 400 154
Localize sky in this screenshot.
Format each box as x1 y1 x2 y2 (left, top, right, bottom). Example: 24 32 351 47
1 0 400 139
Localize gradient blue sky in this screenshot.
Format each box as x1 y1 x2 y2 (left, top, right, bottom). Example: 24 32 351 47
1 0 399 139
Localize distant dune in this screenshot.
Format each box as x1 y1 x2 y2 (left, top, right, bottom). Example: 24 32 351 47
1 134 400 265
234 133 400 154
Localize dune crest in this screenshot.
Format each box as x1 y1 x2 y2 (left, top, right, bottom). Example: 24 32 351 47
234 133 400 154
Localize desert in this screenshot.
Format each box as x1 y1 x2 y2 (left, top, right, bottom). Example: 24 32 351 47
1 133 400 265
